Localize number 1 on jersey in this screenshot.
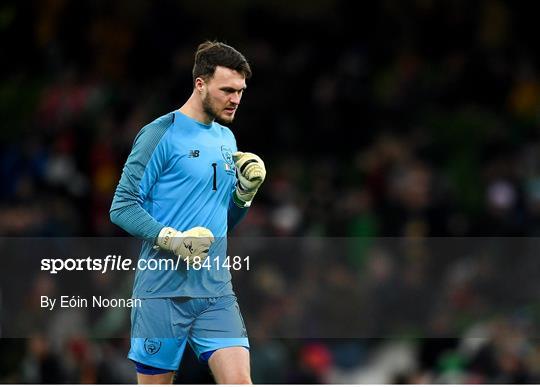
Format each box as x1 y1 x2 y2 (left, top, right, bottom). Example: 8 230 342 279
212 163 217 191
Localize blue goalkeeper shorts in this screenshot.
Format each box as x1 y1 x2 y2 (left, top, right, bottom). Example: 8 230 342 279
128 295 249 371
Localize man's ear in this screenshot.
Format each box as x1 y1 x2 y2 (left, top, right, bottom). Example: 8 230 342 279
195 77 205 94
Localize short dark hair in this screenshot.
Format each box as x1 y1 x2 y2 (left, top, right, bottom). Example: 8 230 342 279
192 41 252 84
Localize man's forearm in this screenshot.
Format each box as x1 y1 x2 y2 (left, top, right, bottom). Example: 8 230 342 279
228 196 249 231
110 201 164 242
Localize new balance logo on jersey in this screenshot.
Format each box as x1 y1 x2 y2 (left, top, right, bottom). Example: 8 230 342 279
188 150 200 158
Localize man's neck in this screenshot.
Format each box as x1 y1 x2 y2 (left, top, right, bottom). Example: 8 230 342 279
179 93 213 125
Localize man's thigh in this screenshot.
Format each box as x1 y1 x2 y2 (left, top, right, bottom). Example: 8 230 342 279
137 371 175 384
208 346 251 384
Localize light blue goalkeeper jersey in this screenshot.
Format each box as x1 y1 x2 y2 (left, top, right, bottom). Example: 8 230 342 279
110 110 248 298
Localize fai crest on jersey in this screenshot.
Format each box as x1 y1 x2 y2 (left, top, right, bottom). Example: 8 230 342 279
144 339 162 355
221 146 235 175
221 145 234 167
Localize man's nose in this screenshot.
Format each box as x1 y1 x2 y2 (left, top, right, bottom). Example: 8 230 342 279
230 92 241 105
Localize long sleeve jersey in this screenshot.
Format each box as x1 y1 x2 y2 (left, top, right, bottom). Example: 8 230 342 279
110 110 248 298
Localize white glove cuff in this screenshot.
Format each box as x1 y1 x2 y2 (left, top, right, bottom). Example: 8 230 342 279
233 188 253 208
155 227 179 250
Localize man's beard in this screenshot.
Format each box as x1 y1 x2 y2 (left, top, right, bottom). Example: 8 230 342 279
202 94 234 124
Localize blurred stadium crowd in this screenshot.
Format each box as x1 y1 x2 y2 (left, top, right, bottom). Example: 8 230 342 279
2 0 540 383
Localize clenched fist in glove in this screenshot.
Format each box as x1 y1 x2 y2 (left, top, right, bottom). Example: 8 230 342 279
156 226 214 263
233 151 266 206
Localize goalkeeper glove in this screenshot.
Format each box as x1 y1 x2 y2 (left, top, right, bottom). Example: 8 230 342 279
233 151 266 207
156 226 214 263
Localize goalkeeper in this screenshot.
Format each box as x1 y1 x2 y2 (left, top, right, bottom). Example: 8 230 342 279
110 41 265 384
